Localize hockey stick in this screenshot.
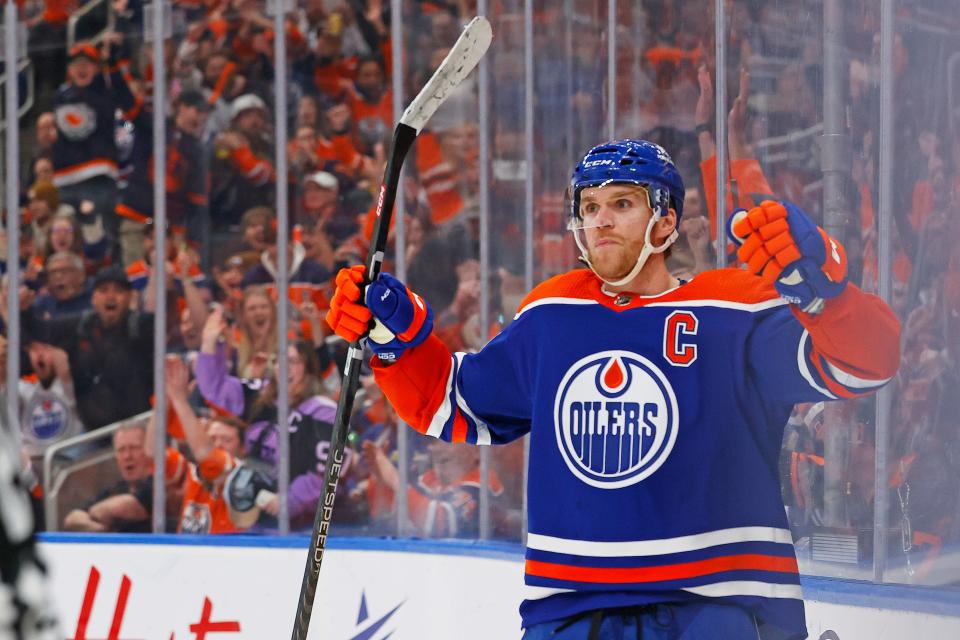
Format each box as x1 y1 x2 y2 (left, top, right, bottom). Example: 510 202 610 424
290 16 492 640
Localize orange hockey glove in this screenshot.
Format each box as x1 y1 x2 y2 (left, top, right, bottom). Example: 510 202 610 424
325 265 372 343
728 200 847 313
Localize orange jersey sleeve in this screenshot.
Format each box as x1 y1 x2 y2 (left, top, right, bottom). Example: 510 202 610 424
372 333 454 436
792 284 902 399
316 135 363 175
230 146 275 186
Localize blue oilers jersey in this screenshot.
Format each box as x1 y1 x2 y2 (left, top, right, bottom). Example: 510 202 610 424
373 267 901 637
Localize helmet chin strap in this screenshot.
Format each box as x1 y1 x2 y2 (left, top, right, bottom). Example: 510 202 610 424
574 213 679 288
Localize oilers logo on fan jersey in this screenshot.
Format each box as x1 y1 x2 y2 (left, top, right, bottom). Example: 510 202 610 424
554 350 678 488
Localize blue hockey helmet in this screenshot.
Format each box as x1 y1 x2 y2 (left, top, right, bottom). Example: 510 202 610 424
570 139 685 223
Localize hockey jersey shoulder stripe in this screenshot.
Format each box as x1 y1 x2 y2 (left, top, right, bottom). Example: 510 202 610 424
515 269 784 319
653 268 781 306
644 298 788 313
526 526 793 558
516 269 599 316
515 296 599 320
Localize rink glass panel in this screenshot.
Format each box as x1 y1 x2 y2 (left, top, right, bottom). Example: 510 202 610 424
6 0 958 589
881 3 960 589
723 0 881 581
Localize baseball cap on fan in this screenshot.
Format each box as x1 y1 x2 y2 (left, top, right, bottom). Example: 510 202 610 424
304 171 339 191
230 94 268 120
176 89 213 112
92 265 133 291
68 43 100 63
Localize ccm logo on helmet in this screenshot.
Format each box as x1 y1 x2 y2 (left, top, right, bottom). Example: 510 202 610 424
554 350 679 489
583 159 614 167
663 310 699 367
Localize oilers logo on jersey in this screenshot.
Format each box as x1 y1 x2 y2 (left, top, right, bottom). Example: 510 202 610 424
55 103 97 140
372 266 901 636
553 350 679 489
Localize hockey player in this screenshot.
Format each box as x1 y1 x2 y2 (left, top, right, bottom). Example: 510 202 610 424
326 140 901 639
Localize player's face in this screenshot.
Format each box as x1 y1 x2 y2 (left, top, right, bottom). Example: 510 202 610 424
208 421 244 457
579 184 654 281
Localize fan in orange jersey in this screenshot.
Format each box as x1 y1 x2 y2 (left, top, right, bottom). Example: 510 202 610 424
152 356 248 535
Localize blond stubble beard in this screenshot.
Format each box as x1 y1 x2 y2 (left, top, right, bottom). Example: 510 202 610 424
588 244 640 282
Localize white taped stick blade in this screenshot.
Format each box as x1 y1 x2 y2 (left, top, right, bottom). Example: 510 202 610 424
400 16 492 133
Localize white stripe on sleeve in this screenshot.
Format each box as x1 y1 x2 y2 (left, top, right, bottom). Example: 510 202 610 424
426 356 457 438
452 353 492 445
796 331 837 399
825 360 892 390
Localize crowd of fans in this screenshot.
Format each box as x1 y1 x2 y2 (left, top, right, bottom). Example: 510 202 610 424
1 0 958 583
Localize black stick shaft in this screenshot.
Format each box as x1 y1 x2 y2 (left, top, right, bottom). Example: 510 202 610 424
290 123 418 640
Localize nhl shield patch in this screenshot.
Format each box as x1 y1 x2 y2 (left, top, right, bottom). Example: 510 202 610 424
553 350 679 489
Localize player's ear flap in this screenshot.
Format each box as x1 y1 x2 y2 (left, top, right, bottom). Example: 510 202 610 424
657 208 678 237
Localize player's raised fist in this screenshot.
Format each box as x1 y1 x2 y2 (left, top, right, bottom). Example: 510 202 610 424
365 273 434 361
727 200 847 313
326 265 372 343
325 267 434 360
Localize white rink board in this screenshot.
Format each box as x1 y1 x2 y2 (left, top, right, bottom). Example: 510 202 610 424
40 539 525 639
804 600 960 640
39 537 960 639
